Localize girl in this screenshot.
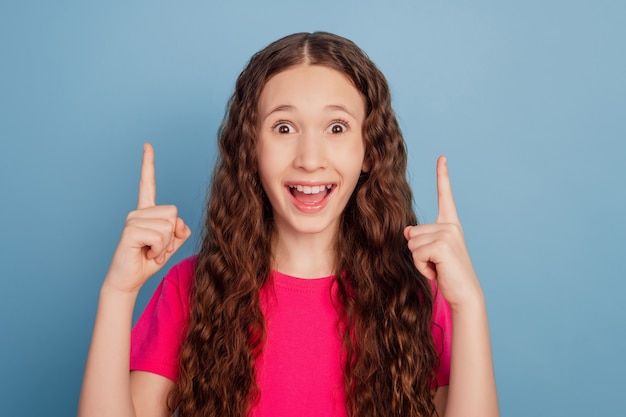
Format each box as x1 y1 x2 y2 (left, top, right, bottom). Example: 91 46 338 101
78 32 499 417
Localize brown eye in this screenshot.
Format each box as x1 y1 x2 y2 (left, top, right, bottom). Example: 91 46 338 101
326 121 348 134
273 123 294 134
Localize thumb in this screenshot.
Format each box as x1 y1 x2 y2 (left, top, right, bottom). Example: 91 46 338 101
403 226 413 241
173 218 192 248
161 219 192 264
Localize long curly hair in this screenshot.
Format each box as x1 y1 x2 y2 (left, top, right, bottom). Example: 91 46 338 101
169 32 440 417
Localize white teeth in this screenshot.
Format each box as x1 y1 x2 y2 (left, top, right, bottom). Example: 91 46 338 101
290 184 332 194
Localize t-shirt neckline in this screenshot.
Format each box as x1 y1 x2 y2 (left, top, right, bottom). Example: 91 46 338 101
270 270 335 290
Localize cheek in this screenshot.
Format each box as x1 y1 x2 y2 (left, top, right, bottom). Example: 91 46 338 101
257 149 275 175
257 137 281 164
358 139 370 172
352 142 368 173
256 140 270 171
257 146 282 191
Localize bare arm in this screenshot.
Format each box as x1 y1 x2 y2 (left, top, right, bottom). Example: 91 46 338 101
78 144 190 417
130 372 175 417
406 156 499 417
444 297 498 417
431 301 498 417
78 285 139 417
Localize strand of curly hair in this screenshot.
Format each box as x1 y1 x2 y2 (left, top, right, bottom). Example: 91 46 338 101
169 32 441 417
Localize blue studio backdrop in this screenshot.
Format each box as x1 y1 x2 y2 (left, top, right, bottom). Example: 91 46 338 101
1 1 625 416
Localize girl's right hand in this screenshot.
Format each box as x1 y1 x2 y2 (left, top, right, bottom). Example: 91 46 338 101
103 143 191 294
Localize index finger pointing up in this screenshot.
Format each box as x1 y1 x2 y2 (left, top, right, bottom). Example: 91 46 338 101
137 143 156 209
436 155 460 224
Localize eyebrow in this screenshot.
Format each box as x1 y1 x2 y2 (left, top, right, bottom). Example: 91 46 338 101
325 105 358 120
262 104 359 121
262 105 295 120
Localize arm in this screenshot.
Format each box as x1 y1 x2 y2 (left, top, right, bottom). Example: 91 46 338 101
431 299 497 417
77 144 191 417
444 295 498 417
130 371 176 417
78 285 176 417
405 156 499 417
78 284 138 416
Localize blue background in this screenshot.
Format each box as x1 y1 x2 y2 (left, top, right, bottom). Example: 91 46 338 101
1 1 625 416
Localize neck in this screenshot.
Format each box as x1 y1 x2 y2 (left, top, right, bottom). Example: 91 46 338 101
271 228 336 279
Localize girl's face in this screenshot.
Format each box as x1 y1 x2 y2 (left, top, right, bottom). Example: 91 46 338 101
256 64 367 242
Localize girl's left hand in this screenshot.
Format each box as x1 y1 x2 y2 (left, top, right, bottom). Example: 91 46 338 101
404 156 483 310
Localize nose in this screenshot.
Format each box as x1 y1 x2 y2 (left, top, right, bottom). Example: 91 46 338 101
293 129 327 172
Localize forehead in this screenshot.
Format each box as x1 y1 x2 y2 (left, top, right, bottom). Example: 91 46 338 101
257 64 365 118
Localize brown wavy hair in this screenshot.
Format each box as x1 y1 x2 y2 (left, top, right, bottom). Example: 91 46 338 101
169 32 440 417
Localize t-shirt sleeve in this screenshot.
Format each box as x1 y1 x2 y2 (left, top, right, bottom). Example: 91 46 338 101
430 280 452 387
130 256 196 382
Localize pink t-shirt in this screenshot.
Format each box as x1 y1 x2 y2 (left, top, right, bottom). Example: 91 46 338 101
130 256 452 416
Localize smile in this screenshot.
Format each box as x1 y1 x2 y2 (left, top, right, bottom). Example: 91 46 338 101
289 184 333 195
285 183 336 212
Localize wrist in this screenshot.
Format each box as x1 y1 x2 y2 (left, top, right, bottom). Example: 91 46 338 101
448 289 486 315
100 278 142 299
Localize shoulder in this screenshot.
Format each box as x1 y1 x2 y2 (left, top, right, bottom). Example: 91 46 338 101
162 255 197 288
130 256 199 381
153 255 197 311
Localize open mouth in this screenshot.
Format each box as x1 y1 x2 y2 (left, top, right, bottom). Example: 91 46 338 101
287 184 335 206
